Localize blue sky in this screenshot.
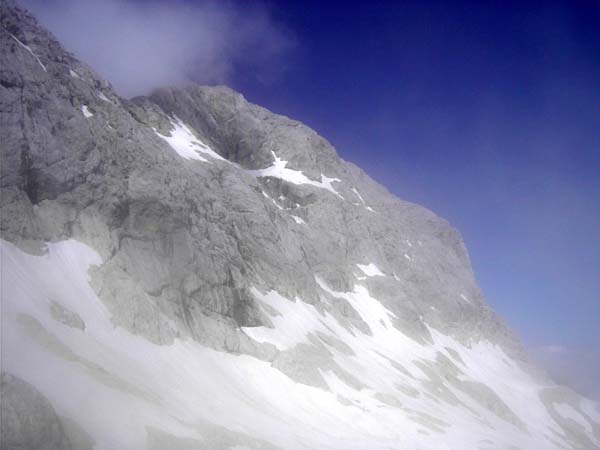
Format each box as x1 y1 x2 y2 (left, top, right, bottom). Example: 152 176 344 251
25 0 600 398
231 0 600 398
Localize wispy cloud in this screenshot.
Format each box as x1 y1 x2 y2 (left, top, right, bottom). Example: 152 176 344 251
22 0 294 96
533 343 600 401
540 344 565 355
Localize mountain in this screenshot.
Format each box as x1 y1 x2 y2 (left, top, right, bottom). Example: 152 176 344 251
1 1 599 449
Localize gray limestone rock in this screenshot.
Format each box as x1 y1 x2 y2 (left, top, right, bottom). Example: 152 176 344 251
59 418 94 450
49 301 85 330
1 372 73 450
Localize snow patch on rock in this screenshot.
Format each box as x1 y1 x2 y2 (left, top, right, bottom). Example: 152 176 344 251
242 288 329 351
248 151 343 198
261 191 283 210
154 117 225 162
97 91 113 103
81 105 93 118
351 187 376 212
357 263 385 277
10 34 47 72
554 403 593 434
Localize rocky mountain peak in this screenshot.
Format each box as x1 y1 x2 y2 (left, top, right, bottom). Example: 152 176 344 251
1 1 599 449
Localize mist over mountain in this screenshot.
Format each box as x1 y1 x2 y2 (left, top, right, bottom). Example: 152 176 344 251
1 1 599 449
19 0 293 97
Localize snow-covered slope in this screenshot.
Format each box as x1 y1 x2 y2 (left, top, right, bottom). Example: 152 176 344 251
1 2 599 449
3 240 599 449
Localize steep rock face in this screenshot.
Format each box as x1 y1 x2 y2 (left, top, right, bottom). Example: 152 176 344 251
1 2 599 449
0 0 511 354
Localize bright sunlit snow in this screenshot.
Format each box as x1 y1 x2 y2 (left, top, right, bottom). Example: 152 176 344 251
351 187 376 212
81 105 93 118
2 239 597 450
97 91 113 103
356 263 385 277
241 288 331 350
261 191 283 210
248 151 343 198
10 34 47 72
351 187 365 204
154 117 226 163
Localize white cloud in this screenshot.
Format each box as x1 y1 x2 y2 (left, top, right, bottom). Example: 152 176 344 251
22 0 293 97
540 344 565 354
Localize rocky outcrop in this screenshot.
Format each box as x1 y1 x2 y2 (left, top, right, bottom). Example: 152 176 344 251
1 372 73 450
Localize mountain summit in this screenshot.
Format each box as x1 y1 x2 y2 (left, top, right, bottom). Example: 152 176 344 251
1 2 599 449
